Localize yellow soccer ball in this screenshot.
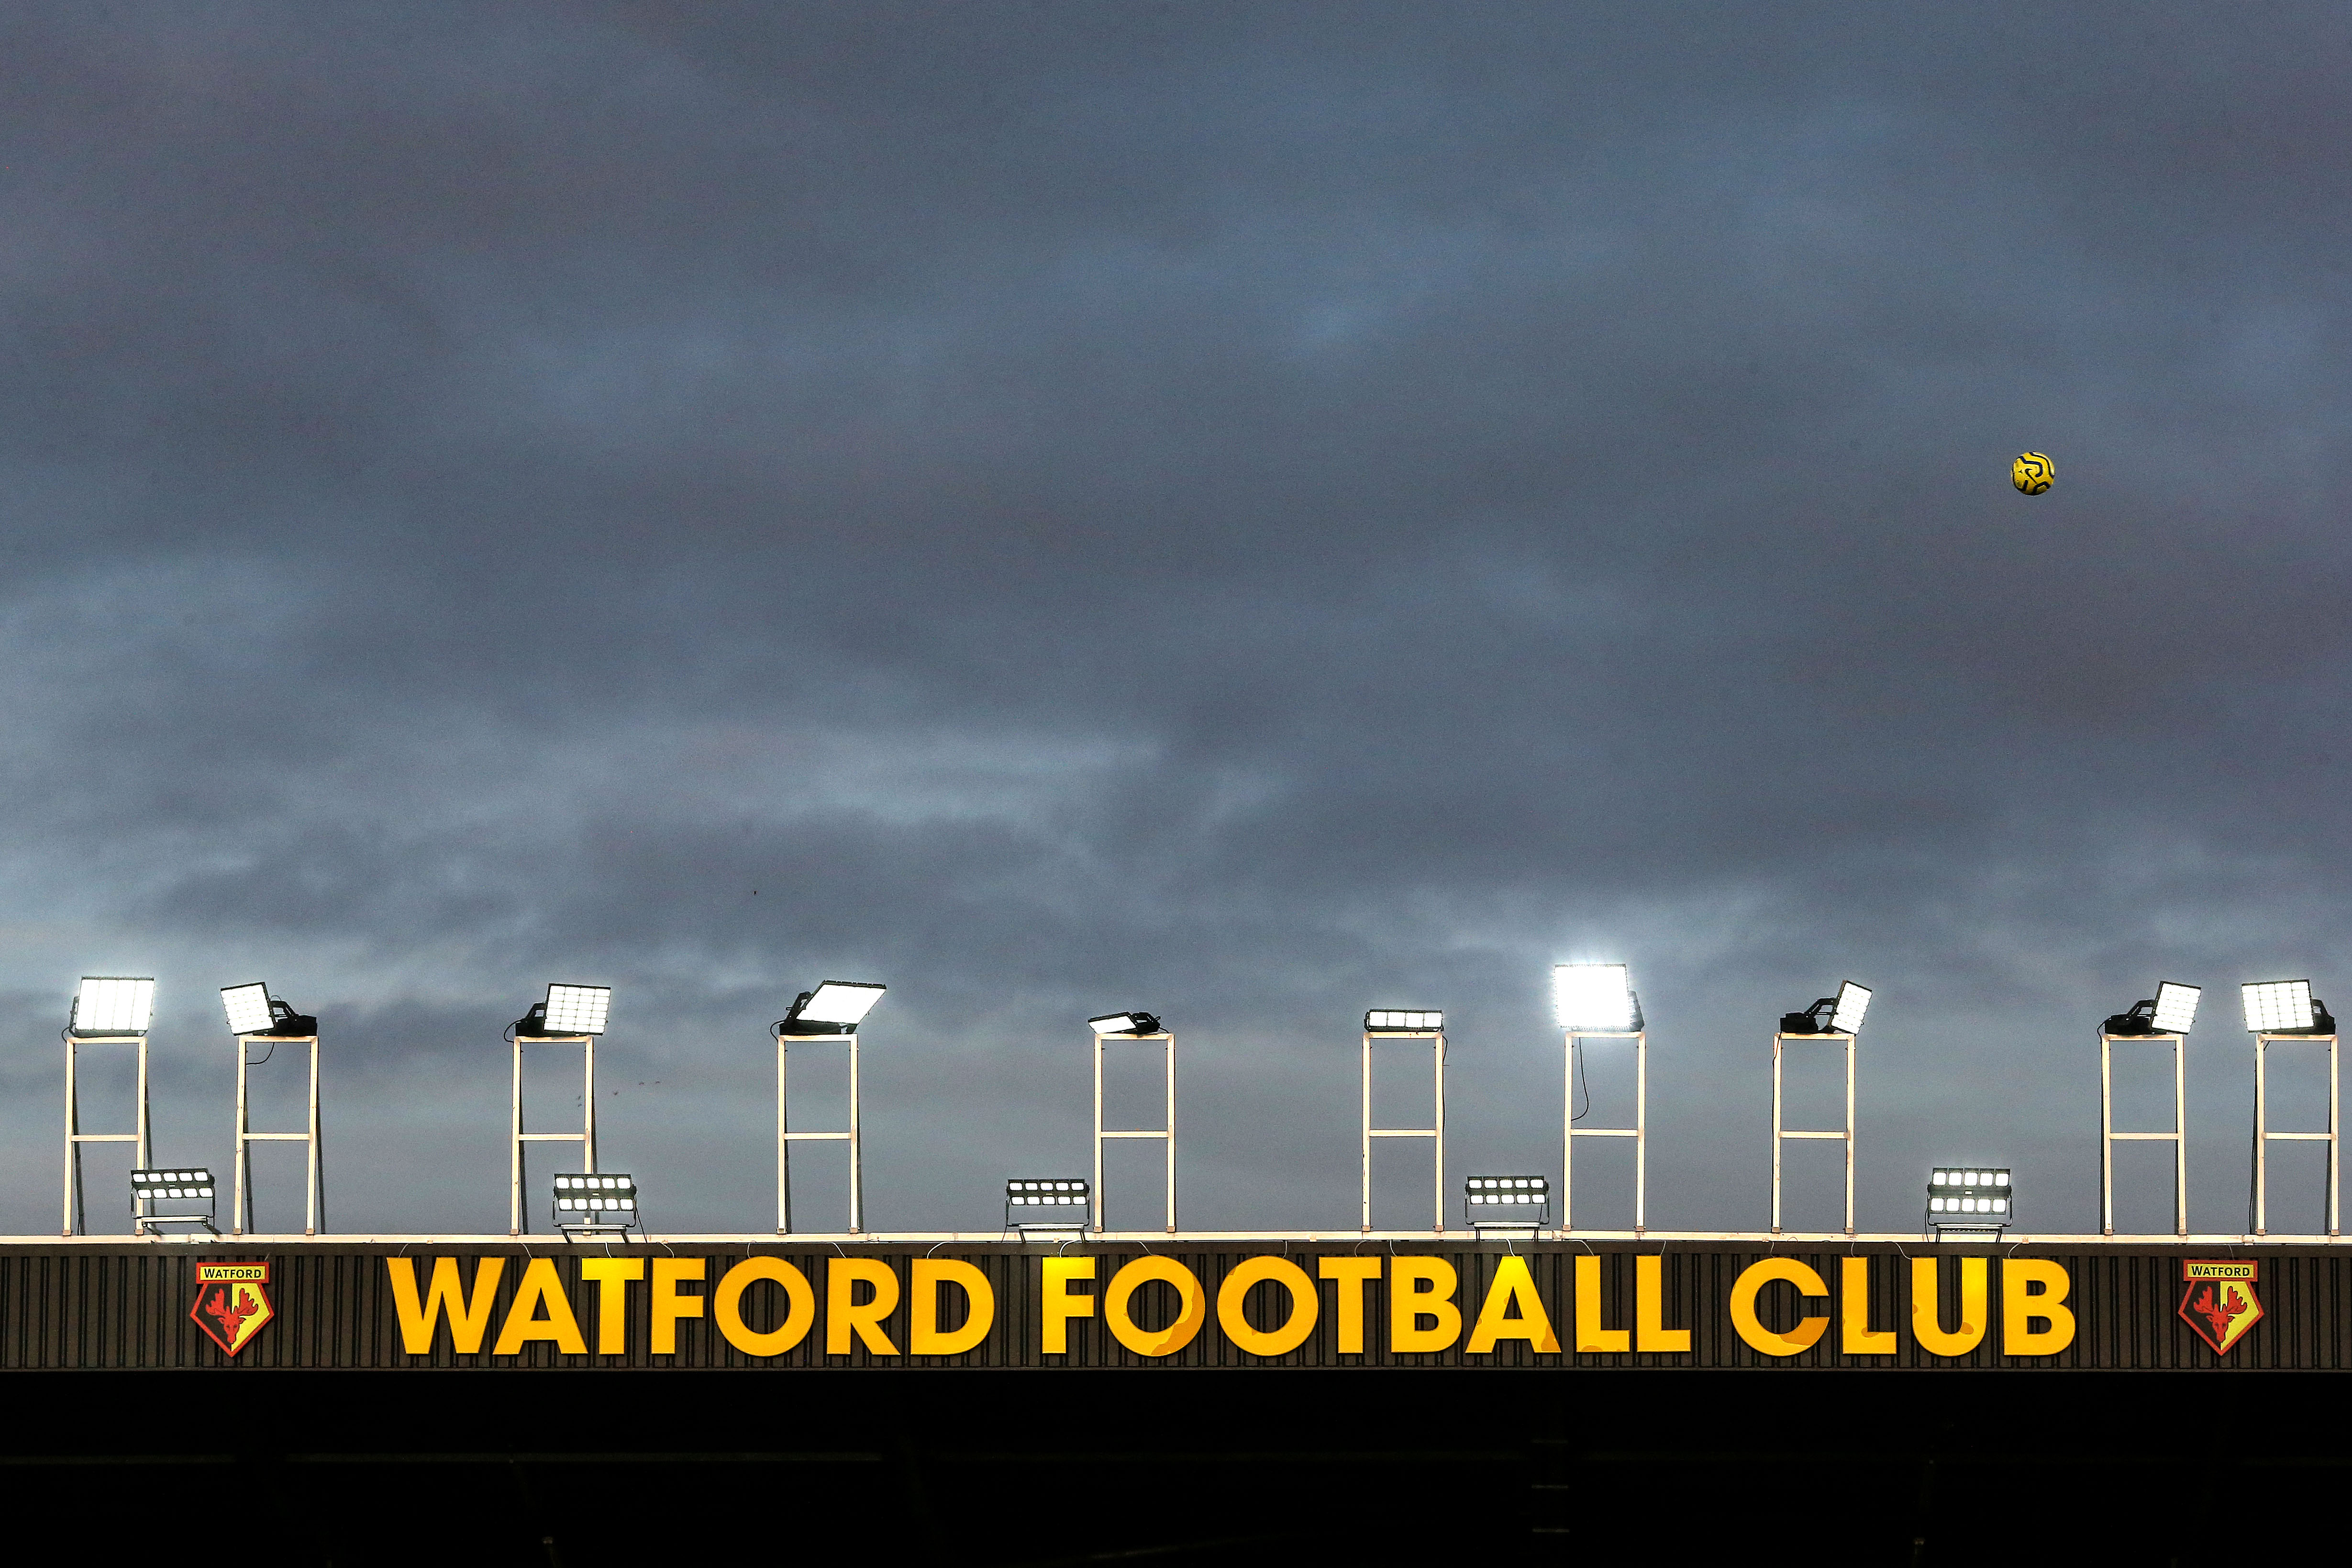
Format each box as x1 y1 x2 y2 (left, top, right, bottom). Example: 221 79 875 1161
2013 452 2053 494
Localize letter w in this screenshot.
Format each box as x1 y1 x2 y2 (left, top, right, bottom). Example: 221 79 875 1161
387 1257 506 1354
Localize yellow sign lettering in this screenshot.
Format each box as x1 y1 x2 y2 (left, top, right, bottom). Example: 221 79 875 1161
1042 1257 1096 1354
827 1258 902 1356
910 1259 993 1357
2002 1259 2075 1356
577 1258 643 1356
1103 1257 1207 1357
714 1257 816 1357
1729 1259 1829 1357
1635 1255 1690 1353
386 1257 505 1356
491 1258 587 1356
651 1257 705 1354
1388 1257 1461 1352
1910 1256 1987 1357
1216 1257 1319 1357
1315 1257 1382 1354
1465 1255 1559 1354
1574 1255 1628 1352
1840 1257 1896 1355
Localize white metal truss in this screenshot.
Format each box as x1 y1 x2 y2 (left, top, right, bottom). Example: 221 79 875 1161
1771 1031 1855 1237
1362 1026 1446 1233
2253 1032 2340 1238
233 1032 322 1236
510 1031 595 1236
777 1028 862 1235
1093 1030 1176 1234
61 1032 149 1237
1563 1029 1646 1234
2099 1031 2188 1237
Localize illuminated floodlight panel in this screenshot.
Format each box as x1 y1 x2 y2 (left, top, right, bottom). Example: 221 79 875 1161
2151 982 2201 1035
799 981 886 1028
74 976 155 1036
1365 1009 1443 1033
1830 982 1873 1034
1464 1175 1550 1207
131 1168 216 1201
2242 980 2315 1034
552 1172 637 1213
220 983 275 1036
1927 1166 2012 1217
543 984 612 1036
1554 964 1636 1031
1005 1178 1089 1208
1088 1011 1161 1035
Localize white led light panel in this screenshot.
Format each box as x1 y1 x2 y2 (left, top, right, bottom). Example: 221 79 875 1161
543 984 611 1035
799 981 886 1027
2242 980 2314 1034
1830 982 1873 1034
220 983 275 1035
74 976 154 1035
2151 982 2201 1034
1553 964 1636 1031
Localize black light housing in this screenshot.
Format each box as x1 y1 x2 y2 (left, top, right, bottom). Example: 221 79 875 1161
1088 1011 1162 1036
1780 982 1872 1036
2105 982 2200 1037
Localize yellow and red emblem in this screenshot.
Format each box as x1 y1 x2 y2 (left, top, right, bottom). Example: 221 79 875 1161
2179 1260 2261 1356
191 1262 274 1356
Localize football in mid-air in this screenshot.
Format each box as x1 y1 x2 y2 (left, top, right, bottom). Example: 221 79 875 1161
2012 452 2053 494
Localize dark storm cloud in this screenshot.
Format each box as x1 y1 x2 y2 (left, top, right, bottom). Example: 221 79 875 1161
0 2 2347 1236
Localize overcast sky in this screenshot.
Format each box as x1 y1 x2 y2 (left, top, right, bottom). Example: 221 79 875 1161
2 2 2348 1238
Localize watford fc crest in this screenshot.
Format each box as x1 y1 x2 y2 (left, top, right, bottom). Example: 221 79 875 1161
191 1262 274 1356
2179 1259 2261 1356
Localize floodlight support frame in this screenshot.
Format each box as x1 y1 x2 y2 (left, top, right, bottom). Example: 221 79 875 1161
233 1033 322 1237
2253 1032 2340 1238
1361 1028 1446 1234
61 1033 150 1237
510 1032 595 1237
1093 1031 1176 1234
2099 1032 2188 1237
1771 1031 1856 1237
1563 1030 1646 1235
777 1029 862 1235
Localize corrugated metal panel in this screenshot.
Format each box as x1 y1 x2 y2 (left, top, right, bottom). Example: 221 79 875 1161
0 1243 2338 1370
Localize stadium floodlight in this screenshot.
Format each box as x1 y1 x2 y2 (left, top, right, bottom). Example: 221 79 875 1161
2152 982 2201 1034
515 983 611 1038
1088 1011 1162 1035
2242 980 2333 1035
1005 1177 1090 1234
71 977 155 1037
2105 982 2201 1037
1464 1175 1551 1232
1926 1166 2012 1240
552 1172 639 1239
1781 981 1872 1036
1554 964 1641 1032
778 981 887 1037
1365 1009 1443 1033
220 982 318 1037
131 1167 218 1236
